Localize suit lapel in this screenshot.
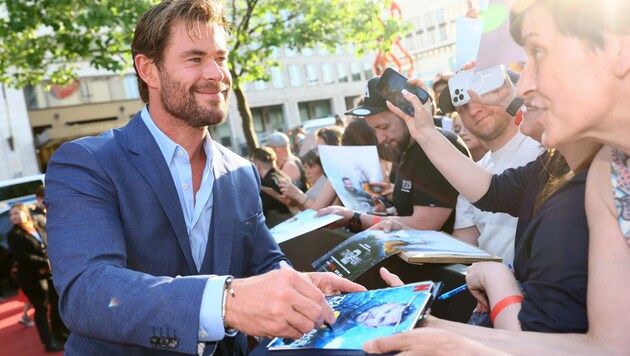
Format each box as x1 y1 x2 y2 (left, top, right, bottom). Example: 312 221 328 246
121 114 198 274
200 144 234 276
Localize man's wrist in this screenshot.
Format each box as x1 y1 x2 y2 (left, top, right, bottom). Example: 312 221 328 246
222 276 237 334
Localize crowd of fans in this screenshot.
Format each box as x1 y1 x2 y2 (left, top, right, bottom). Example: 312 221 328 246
3 0 629 355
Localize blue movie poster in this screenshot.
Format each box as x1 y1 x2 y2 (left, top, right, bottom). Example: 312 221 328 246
267 282 435 350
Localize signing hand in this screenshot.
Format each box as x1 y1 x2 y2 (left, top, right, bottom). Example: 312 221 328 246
225 267 339 339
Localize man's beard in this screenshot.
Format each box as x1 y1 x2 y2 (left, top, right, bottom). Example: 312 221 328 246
159 70 230 128
379 129 411 162
467 114 511 143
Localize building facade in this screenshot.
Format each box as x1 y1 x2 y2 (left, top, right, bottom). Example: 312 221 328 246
0 0 470 179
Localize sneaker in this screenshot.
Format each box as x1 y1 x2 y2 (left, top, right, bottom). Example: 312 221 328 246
18 316 34 327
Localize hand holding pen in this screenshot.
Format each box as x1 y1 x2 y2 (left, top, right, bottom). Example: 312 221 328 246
279 260 336 332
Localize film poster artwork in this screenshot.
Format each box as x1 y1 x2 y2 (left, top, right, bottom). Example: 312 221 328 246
318 145 384 213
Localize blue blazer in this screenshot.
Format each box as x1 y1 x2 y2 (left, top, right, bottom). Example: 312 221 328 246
45 112 287 355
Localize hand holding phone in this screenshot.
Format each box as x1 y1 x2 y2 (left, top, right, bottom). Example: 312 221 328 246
375 68 430 117
448 65 506 107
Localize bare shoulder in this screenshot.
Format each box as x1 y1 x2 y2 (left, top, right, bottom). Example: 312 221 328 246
585 145 630 356
585 146 615 224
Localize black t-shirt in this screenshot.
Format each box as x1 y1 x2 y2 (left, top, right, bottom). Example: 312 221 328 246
392 128 469 233
260 168 290 215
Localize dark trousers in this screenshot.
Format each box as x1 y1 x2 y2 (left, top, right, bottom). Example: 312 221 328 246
21 278 52 345
48 278 69 342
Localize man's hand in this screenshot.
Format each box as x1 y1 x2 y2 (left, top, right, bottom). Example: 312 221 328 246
363 327 509 355
305 271 367 296
225 268 343 339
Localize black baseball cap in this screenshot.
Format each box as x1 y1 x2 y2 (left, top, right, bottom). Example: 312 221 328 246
345 77 388 117
438 86 456 114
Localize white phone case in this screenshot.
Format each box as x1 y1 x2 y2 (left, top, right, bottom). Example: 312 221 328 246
448 65 506 107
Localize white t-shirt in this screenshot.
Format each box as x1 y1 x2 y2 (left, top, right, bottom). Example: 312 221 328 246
454 132 542 264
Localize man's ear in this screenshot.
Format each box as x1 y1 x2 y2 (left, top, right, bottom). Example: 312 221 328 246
611 33 630 78
134 54 160 90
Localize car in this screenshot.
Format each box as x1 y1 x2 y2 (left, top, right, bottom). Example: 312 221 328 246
0 174 45 288
301 116 338 134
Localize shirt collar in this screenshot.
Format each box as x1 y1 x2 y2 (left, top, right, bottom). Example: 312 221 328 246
140 106 214 165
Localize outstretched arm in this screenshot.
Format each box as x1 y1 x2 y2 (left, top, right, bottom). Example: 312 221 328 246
391 83 492 203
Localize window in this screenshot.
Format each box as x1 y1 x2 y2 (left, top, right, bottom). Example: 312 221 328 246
321 63 335 84
363 61 373 80
345 96 361 110
288 65 304 87
425 13 436 45
336 62 348 83
285 46 298 57
436 9 445 24
123 75 140 99
305 64 319 86
270 47 280 58
317 44 330 56
439 24 448 42
270 67 286 89
298 99 332 121
350 62 362 81
253 80 267 91
251 105 285 133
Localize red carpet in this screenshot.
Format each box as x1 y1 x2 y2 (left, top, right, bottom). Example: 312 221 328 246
0 297 64 356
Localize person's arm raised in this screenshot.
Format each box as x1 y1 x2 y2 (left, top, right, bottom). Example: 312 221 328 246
392 83 491 203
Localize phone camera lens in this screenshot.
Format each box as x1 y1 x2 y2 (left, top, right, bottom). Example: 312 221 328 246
459 94 464 100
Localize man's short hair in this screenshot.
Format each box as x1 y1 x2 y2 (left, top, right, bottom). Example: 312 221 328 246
266 132 290 148
252 147 276 163
131 0 230 103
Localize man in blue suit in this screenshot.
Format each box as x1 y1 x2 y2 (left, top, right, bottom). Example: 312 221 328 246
44 1 364 354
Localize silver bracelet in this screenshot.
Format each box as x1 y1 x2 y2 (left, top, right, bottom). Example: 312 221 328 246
221 276 236 333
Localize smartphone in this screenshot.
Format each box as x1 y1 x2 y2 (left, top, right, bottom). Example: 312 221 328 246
375 68 430 116
448 65 506 107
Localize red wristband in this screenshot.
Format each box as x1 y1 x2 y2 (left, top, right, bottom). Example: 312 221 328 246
490 295 523 325
372 216 381 225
